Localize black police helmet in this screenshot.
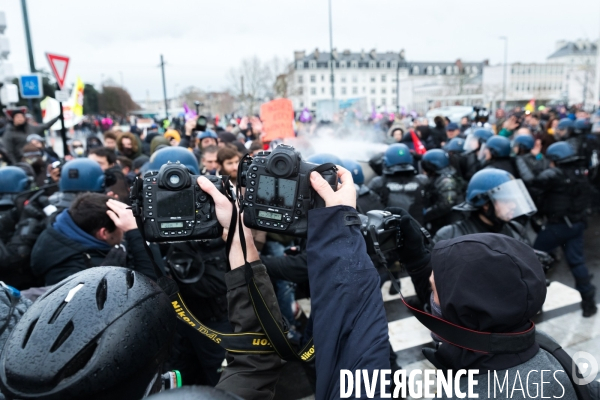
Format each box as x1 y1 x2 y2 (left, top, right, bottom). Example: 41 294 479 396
0 267 176 400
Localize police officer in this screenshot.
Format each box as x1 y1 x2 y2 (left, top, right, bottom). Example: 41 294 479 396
48 158 106 214
513 134 549 187
532 142 596 317
443 137 465 174
460 128 493 181
368 144 428 225
482 135 519 177
0 166 44 289
421 149 464 235
434 169 537 243
340 159 384 214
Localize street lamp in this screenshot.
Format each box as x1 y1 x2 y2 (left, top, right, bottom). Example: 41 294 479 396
499 37 508 109
396 49 405 115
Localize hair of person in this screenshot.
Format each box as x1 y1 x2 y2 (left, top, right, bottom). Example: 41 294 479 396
117 132 139 152
69 193 116 235
103 130 120 141
117 156 132 170
248 141 264 152
89 147 117 166
201 145 219 158
434 115 446 127
217 144 241 165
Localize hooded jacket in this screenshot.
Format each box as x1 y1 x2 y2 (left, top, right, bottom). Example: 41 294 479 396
428 234 576 399
30 210 157 285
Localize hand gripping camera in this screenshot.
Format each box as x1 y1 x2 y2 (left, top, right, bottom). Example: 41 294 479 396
239 144 337 237
130 162 225 242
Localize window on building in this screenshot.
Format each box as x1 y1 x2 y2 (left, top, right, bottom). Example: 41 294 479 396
341 76 347 83
453 66 459 74
340 61 347 69
321 87 325 94
472 66 478 74
370 61 376 68
412 66 420 74
427 66 434 75
511 67 515 74
352 75 358 83
351 61 358 68
300 102 304 107
381 74 387 82
464 66 470 74
321 75 325 81
298 88 303 95
309 61 316 69
392 97 396 105
370 76 376 83
310 75 316 83
341 87 347 95
381 88 386 94
298 75 303 84
370 88 376 94
312 102 317 107
297 62 304 69
446 66 452 75
434 66 441 75
362 87 366 93
381 98 386 105
352 87 358 94
310 87 316 95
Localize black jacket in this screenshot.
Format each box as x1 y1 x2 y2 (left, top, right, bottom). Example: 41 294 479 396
1 118 60 164
533 165 591 224
515 153 549 185
483 157 519 177
356 184 385 214
423 168 464 224
368 172 428 225
31 226 157 285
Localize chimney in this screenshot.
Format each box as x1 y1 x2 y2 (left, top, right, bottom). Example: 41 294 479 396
555 40 567 51
332 48 338 60
369 48 377 59
360 49 366 60
343 49 351 56
294 51 306 61
313 48 320 59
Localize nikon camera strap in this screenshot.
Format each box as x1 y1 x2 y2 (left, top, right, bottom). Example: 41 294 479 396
130 172 318 361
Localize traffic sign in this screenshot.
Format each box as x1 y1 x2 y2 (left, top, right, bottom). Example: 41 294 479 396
55 89 70 103
45 53 70 89
19 74 43 99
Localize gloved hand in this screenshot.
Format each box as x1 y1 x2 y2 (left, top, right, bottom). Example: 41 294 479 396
385 207 430 271
100 245 127 267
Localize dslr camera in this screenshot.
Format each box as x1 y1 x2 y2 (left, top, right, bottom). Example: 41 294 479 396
239 144 337 237
359 210 403 265
130 162 224 242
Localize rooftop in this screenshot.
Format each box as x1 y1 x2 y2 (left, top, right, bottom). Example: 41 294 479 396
547 40 597 59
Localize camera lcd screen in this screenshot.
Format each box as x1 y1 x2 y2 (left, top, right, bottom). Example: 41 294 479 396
258 210 282 221
256 176 296 209
156 191 194 218
160 222 184 229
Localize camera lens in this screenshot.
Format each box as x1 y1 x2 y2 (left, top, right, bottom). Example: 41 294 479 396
169 174 181 185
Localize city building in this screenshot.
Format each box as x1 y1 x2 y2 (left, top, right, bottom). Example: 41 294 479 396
547 39 597 66
289 49 487 114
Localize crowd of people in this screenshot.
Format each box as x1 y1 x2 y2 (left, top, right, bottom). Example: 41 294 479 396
0 103 598 399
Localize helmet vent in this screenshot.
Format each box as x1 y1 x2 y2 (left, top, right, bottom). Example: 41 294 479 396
22 318 38 348
96 278 108 311
48 302 68 324
50 321 74 353
59 340 98 380
126 270 135 289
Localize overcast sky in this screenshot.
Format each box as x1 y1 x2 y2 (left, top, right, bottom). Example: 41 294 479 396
3 0 600 101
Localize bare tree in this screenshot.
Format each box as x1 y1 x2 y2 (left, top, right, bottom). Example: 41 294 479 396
228 56 271 114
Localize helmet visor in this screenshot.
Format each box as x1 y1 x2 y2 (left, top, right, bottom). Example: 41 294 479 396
463 134 480 152
488 179 537 221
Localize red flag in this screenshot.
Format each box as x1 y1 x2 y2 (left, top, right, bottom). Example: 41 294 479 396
410 129 427 155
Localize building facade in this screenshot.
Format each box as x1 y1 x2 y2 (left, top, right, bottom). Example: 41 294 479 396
289 49 487 114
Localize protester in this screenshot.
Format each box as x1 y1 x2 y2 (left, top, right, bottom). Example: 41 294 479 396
1 110 59 164
216 145 241 180
117 131 143 160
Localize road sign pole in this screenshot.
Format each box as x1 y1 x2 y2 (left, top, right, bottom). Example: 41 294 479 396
59 100 68 158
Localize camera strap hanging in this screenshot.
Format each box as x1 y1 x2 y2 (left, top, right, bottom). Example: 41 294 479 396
129 176 279 355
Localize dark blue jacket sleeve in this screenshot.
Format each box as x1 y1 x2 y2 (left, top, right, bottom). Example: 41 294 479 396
307 206 389 400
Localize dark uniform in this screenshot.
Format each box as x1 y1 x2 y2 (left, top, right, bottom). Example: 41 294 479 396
532 142 596 317
369 173 428 225
423 167 464 235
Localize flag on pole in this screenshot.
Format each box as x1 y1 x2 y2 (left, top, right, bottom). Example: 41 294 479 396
410 129 427 155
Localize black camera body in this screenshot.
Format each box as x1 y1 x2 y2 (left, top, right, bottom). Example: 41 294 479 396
130 162 224 242
359 210 403 263
239 144 337 237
